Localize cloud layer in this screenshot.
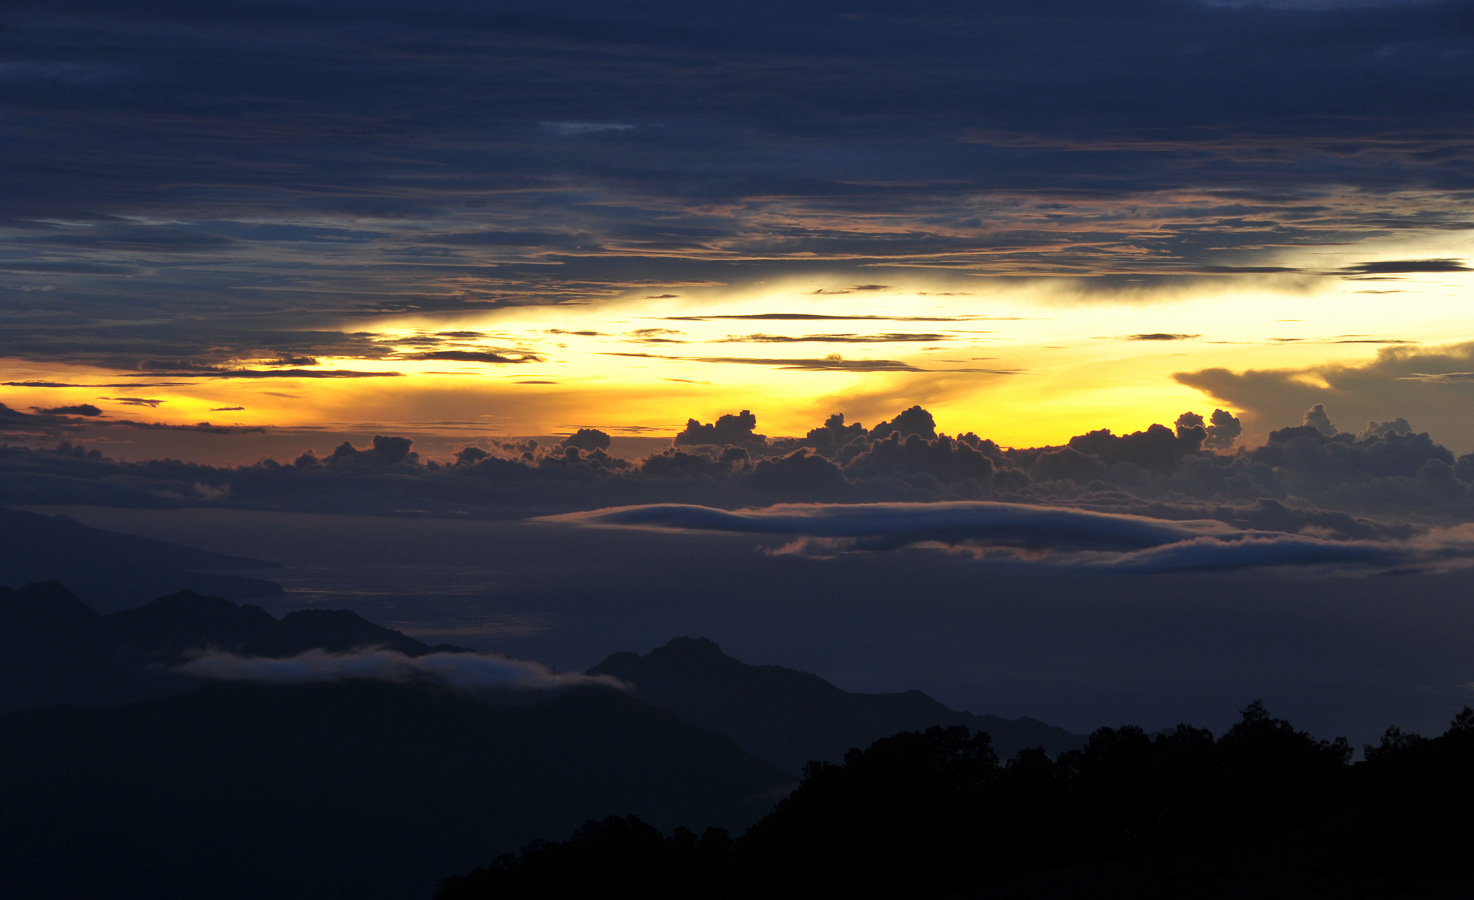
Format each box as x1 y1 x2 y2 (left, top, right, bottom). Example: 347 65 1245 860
175 647 628 693
4 400 1474 536
0 0 1469 371
544 501 1474 574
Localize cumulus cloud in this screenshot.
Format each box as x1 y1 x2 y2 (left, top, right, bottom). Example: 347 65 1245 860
1303 403 1338 436
174 647 629 693
1176 342 1474 451
1 401 1468 529
561 428 613 452
674 410 766 447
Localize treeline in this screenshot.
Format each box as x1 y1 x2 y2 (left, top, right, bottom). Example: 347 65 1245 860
437 702 1474 899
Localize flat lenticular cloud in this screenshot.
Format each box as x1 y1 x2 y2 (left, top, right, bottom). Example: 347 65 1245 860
175 647 629 693
543 501 1474 574
543 501 1225 549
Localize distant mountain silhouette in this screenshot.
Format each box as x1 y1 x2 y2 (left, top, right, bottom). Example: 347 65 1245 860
0 581 467 714
589 636 1084 774
0 679 791 900
0 506 282 612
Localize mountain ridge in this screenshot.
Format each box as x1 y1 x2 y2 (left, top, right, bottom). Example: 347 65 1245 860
590 635 1085 774
0 505 282 612
0 581 468 714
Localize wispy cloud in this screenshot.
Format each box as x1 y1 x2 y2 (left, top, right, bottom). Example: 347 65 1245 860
175 647 629 693
1337 259 1471 276
715 333 954 344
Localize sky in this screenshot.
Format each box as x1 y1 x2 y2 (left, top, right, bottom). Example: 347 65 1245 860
4 0 1474 741
2 0 1472 459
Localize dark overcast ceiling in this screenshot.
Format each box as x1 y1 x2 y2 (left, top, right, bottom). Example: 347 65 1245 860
1 0 1470 343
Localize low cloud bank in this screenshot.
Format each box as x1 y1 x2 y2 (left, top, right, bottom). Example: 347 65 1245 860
545 502 1474 575
5 400 1474 528
175 647 629 693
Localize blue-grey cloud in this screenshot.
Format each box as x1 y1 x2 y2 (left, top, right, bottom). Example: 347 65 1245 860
0 0 1469 369
543 501 1225 550
543 501 1474 574
1 401 1469 529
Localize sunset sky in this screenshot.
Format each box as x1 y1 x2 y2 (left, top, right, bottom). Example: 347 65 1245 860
6 1 1474 748
3 0 1472 462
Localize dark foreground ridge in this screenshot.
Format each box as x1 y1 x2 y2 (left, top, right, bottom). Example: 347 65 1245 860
438 705 1474 899
0 679 790 900
7 582 1470 898
591 636 1084 774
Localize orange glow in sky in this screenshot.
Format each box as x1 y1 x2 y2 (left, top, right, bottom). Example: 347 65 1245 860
5 244 1471 462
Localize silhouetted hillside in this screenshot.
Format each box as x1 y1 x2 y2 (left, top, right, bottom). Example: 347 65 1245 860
0 582 466 713
590 636 1084 773
0 506 282 612
0 680 791 900
438 705 1474 899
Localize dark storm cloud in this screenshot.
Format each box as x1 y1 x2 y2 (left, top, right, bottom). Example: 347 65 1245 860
1123 333 1201 342
2 0 1466 358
